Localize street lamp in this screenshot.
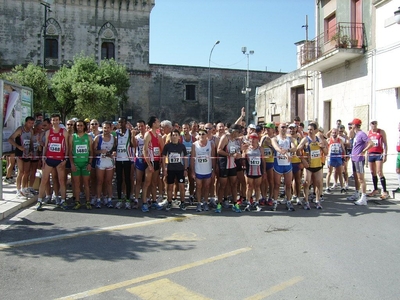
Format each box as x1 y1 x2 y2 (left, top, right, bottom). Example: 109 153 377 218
241 47 254 126
394 7 400 24
208 40 220 123
40 0 52 68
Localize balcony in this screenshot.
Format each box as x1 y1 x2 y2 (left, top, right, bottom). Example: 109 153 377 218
300 22 366 72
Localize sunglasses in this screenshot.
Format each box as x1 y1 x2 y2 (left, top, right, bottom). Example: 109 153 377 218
370 122 377 125
76 124 84 127
198 133 206 136
66 124 73 126
280 126 287 129
205 127 213 130
90 123 98 125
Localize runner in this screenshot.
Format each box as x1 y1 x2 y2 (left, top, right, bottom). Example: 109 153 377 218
242 133 265 211
88 119 101 205
142 116 164 212
133 120 147 208
288 123 303 204
367 120 389 199
216 124 242 213
191 128 216 212
69 120 93 210
35 114 69 210
260 122 276 206
325 128 346 194
162 129 188 210
7 116 35 198
181 123 197 204
27 120 43 195
270 122 296 211
93 121 116 208
297 122 328 210
115 117 136 209
205 122 219 207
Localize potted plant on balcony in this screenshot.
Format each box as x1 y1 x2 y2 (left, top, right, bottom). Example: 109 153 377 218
331 31 350 48
350 39 359 48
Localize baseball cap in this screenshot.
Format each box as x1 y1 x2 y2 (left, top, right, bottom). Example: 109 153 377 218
351 118 362 125
84 118 90 123
255 125 262 133
248 124 256 129
288 123 296 128
198 128 207 134
264 122 275 129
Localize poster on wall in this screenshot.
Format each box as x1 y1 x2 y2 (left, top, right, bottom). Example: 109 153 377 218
1 80 33 155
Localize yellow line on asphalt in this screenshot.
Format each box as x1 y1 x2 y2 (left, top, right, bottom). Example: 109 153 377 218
127 278 211 299
0 216 192 250
244 276 304 300
56 247 252 300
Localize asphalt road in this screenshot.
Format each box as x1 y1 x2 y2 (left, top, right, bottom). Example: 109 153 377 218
1 192 400 300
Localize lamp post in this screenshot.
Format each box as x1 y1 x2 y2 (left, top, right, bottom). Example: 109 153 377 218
40 0 52 68
241 47 254 126
395 7 400 24
207 40 220 123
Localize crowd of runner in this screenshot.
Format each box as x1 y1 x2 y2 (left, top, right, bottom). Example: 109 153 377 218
2 108 395 213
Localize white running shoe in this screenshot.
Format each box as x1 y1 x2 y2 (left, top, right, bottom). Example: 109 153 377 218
347 192 359 201
354 196 368 206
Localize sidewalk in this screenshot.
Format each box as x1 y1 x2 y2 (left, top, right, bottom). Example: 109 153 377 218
1 168 399 221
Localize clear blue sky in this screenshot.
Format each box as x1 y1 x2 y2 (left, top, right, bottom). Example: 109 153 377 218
149 0 315 73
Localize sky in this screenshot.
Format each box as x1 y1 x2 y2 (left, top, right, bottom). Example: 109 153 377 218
149 0 315 73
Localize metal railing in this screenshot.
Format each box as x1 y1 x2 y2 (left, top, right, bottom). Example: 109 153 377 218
300 22 365 67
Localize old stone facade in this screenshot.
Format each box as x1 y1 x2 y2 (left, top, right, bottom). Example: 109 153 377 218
0 0 284 123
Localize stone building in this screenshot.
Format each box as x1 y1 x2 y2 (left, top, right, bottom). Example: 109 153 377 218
0 0 284 124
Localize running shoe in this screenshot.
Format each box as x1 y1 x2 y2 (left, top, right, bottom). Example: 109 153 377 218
367 190 379 197
325 188 332 194
380 192 389 200
166 202 172 211
331 183 337 189
179 202 186 211
125 201 131 210
59 200 68 210
215 203 222 213
340 188 346 194
259 198 266 206
35 201 43 211
315 202 323 209
271 201 278 211
132 199 139 209
394 187 400 193
90 197 96 206
86 202 92 210
320 195 325 202
354 196 368 206
72 202 81 210
286 201 295 211
222 200 230 209
28 187 39 195
43 196 51 204
141 203 149 212
232 203 241 213
209 197 217 208
297 198 304 206
347 192 359 201
203 203 209 211
279 198 287 205
196 203 202 212
244 204 251 212
3 177 14 184
290 196 298 203
107 199 113 208
303 202 311 210
55 197 61 206
253 202 262 212
267 198 273 206
115 200 123 209
189 195 194 205
96 199 101 208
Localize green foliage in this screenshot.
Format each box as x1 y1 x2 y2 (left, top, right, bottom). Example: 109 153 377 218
51 54 130 121
2 63 50 113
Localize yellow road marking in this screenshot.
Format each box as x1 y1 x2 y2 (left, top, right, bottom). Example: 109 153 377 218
127 278 211 299
56 247 252 300
0 216 192 250
162 232 203 242
244 276 304 300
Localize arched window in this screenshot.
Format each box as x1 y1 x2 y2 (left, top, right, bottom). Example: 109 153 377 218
101 42 115 60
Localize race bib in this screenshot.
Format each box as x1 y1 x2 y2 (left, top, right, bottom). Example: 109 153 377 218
169 152 181 164
117 144 127 153
311 149 320 158
229 146 236 154
76 144 88 154
371 138 378 147
138 146 144 157
186 147 191 155
277 154 290 166
153 147 160 156
250 157 261 166
23 139 30 149
264 148 271 156
33 142 39 152
330 144 340 154
197 155 208 164
49 143 61 152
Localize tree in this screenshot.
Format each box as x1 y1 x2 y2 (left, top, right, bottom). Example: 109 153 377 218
51 54 130 121
2 63 50 114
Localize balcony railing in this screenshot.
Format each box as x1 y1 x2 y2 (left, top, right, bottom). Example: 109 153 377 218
300 22 365 67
